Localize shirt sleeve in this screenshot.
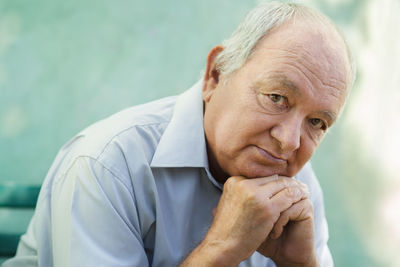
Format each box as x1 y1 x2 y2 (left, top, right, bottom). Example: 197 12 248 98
297 163 334 267
51 156 149 267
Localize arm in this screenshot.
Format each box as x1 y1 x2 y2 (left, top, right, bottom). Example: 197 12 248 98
51 156 149 267
180 175 318 267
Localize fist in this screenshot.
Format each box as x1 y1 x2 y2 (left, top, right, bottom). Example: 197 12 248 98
205 175 311 264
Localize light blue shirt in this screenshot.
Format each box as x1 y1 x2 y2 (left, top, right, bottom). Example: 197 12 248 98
3 80 333 267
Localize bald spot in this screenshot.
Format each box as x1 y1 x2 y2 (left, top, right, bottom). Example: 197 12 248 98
249 16 352 96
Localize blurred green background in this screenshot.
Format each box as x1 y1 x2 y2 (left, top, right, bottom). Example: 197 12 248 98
1 0 399 266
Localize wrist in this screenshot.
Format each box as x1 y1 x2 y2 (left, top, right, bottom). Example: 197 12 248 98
181 236 243 267
198 237 243 267
275 253 319 267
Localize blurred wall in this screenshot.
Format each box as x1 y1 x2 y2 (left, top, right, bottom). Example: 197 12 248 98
1 0 399 266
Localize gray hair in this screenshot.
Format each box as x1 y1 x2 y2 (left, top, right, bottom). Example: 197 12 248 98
215 1 355 89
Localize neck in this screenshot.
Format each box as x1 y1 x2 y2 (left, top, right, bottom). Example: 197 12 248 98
206 142 229 184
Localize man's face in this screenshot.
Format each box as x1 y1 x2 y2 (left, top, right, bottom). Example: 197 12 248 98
203 21 349 181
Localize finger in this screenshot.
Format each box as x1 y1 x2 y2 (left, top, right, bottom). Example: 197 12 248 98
222 176 246 191
248 174 279 186
270 199 313 239
223 175 279 193
259 177 308 199
266 184 308 221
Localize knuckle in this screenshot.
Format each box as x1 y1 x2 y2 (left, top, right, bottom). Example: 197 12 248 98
227 178 256 199
224 176 241 189
305 199 314 211
298 181 310 196
298 199 314 218
244 188 257 202
300 187 310 199
281 177 290 187
284 186 299 199
262 201 278 219
224 177 234 187
236 178 250 191
274 177 289 189
299 181 307 188
263 201 273 213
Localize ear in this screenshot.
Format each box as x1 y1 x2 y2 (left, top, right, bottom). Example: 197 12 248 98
202 45 224 103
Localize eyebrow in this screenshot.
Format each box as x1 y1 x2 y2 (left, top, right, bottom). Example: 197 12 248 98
319 110 337 126
254 73 338 125
254 73 301 97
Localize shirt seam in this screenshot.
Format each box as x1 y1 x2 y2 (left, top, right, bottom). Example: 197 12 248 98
56 155 133 197
54 155 142 236
95 121 171 162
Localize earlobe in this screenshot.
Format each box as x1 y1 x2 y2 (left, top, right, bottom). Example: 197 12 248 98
202 45 224 103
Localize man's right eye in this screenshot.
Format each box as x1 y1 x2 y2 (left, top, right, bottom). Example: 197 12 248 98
268 94 288 108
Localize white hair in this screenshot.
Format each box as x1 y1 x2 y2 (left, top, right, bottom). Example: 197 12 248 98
215 1 355 89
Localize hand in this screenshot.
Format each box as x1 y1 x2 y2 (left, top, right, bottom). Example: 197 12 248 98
203 175 312 266
257 198 318 266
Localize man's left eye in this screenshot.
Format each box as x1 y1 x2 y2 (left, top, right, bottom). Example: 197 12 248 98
310 118 327 130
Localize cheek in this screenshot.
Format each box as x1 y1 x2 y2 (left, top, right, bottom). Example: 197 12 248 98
289 138 318 174
214 114 263 156
299 139 317 162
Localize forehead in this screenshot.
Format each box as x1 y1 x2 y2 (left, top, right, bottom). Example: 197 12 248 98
248 19 350 92
239 21 349 110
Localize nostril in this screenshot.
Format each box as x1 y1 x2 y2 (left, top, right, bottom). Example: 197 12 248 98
270 120 302 152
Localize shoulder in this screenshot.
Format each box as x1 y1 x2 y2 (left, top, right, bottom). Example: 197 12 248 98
50 95 177 186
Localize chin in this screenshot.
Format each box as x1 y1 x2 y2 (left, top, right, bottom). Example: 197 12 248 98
286 163 304 177
235 163 289 179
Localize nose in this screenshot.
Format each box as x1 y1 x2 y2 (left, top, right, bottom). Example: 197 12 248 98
270 115 302 152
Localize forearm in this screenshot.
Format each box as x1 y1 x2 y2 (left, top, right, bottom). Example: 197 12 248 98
180 238 242 267
181 176 317 266
181 243 319 267
275 251 319 267
277 261 319 267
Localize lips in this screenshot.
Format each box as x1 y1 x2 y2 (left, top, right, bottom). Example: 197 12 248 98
255 146 287 165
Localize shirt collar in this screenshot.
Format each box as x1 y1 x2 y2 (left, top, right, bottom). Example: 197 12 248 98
150 79 209 169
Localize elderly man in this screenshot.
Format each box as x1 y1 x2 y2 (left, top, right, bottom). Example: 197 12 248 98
4 2 353 267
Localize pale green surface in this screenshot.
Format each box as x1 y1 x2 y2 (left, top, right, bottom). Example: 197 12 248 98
0 208 34 234
0 257 8 265
1 0 399 266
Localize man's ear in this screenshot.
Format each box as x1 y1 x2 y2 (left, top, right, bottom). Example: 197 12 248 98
202 45 224 103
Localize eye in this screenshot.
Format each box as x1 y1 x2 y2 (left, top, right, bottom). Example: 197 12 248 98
268 94 288 108
309 118 327 131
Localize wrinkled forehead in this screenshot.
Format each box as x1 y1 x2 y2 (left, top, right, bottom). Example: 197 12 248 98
252 18 351 94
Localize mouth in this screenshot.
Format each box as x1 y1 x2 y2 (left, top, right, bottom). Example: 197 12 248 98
255 146 287 165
